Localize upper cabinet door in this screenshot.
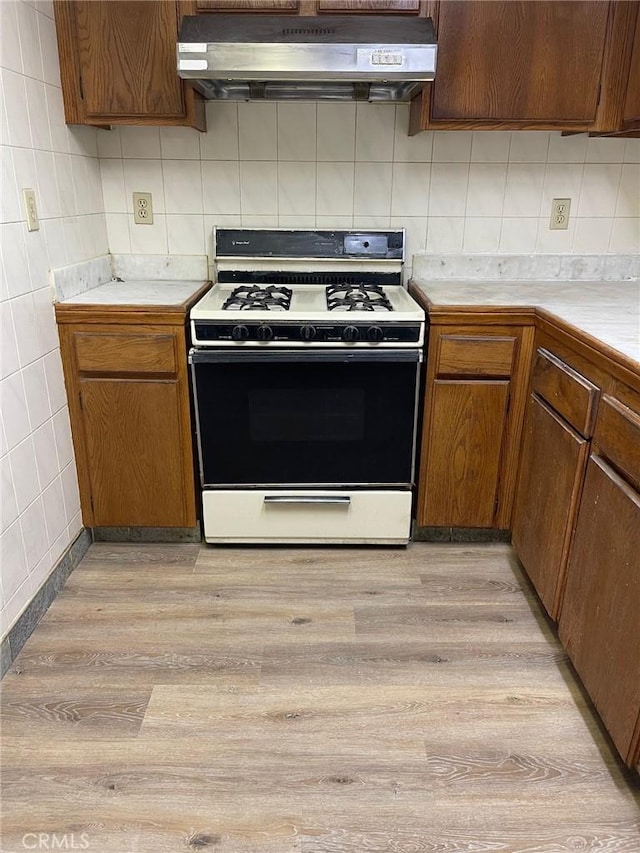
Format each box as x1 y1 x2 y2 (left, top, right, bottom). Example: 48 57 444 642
197 1 300 11
74 1 184 118
431 1 610 123
317 1 420 12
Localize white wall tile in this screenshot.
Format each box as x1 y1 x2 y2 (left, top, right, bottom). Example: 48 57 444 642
586 136 626 164
547 132 588 163
277 104 316 161
0 301 20 377
52 406 73 469
354 162 392 216
541 163 584 215
2 223 31 299
60 460 81 524
316 215 353 229
34 149 60 217
390 216 427 259
120 126 161 159
41 474 66 547
44 83 68 153
240 161 277 215
355 104 394 162
317 104 355 161
201 103 239 160
577 164 622 218
609 218 640 253
0 1 23 74
100 158 127 213
432 131 472 163
201 161 240 215
508 132 549 163
316 163 354 217
391 163 429 217
466 164 507 217
3 70 32 147
1 453 19 533
166 214 205 255
33 419 59 489
463 217 501 252
471 131 510 162
96 127 122 159
22 359 50 430
129 213 168 254
0 519 28 601
11 293 40 366
238 103 277 160
615 165 640 218
279 215 316 229
20 495 48 573
124 158 165 213
393 106 432 163
278 162 316 216
573 218 613 253
43 350 67 414
17 0 43 81
160 126 200 160
624 139 640 164
1 145 21 224
9 437 40 514
104 213 131 254
55 153 76 217
427 163 469 217
25 78 51 151
162 160 202 214
36 12 60 86
240 214 278 228
499 218 539 253
536 215 576 252
503 164 544 217
353 216 390 228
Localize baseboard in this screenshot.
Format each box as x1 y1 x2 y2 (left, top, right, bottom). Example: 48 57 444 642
1 527 92 678
92 525 202 543
413 524 512 543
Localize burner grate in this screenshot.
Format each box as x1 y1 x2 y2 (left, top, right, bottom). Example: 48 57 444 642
326 283 393 312
222 285 292 311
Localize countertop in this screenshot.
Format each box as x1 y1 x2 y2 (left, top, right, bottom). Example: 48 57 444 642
410 279 640 367
59 279 209 307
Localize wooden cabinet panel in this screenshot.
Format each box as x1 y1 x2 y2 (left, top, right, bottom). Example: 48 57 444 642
80 378 191 527
74 1 184 118
437 335 515 378
531 348 599 437
198 0 299 10
593 395 640 489
421 380 509 527
512 393 588 619
317 1 419 11
74 333 177 375
559 454 640 765
430 1 609 123
623 13 640 129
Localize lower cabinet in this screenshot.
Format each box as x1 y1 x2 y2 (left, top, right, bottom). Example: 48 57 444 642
559 454 640 766
57 320 199 529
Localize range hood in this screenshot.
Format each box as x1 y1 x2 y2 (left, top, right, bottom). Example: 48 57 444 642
177 15 436 102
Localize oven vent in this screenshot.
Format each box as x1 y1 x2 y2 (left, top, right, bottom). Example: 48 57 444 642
217 271 402 286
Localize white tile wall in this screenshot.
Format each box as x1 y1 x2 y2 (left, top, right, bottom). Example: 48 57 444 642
1 0 107 640
98 102 639 278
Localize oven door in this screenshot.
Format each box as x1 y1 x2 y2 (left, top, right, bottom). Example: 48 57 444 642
190 348 422 488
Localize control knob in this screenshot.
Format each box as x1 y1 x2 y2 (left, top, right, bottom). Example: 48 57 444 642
300 325 316 342
231 324 249 341
342 325 360 342
367 325 384 342
256 324 274 342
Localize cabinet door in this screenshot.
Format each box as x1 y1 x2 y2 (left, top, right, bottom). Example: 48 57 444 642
197 1 300 10
429 1 610 124
623 13 640 130
512 394 588 619
80 379 191 527
421 380 509 527
317 1 420 12
559 455 640 765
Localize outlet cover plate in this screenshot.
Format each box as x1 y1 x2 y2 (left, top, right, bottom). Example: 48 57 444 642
23 188 39 231
550 198 571 230
133 192 153 225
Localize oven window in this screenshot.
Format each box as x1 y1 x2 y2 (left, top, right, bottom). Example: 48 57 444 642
193 359 418 486
249 388 364 443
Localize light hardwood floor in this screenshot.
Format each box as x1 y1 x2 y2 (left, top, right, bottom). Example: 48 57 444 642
1 542 639 852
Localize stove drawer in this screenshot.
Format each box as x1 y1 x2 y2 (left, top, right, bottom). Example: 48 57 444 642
201 490 412 544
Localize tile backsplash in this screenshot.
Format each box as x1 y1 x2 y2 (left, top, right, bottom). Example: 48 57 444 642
99 102 639 276
1 0 108 639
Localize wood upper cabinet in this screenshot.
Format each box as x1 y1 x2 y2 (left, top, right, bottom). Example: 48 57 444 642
54 1 206 129
622 10 640 131
559 453 640 766
416 325 534 530
55 297 208 530
197 1 420 12
410 0 640 133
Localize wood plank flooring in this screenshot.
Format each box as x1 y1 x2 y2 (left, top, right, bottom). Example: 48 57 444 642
1 541 639 852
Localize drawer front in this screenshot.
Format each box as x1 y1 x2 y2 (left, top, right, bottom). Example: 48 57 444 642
202 490 412 544
531 348 599 436
436 335 516 377
74 332 177 375
593 395 640 490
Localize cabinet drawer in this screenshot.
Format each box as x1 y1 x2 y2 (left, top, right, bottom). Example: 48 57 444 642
531 348 599 436
593 395 640 490
436 335 516 377
74 333 177 375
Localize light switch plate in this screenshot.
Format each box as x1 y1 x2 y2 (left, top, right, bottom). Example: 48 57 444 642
550 198 571 230
133 192 153 225
23 188 39 231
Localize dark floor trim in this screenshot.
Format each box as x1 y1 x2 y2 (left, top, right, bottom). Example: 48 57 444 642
1 527 92 678
413 525 512 543
92 525 202 543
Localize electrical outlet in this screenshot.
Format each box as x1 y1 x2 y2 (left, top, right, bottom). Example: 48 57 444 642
133 192 153 225
22 188 39 231
550 198 571 230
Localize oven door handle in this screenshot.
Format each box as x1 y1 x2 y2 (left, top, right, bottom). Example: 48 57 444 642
264 495 351 505
190 348 421 364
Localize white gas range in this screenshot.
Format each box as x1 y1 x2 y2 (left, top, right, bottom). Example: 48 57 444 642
189 228 426 545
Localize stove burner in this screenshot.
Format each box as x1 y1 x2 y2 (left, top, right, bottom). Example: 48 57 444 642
326 283 394 312
223 285 292 311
